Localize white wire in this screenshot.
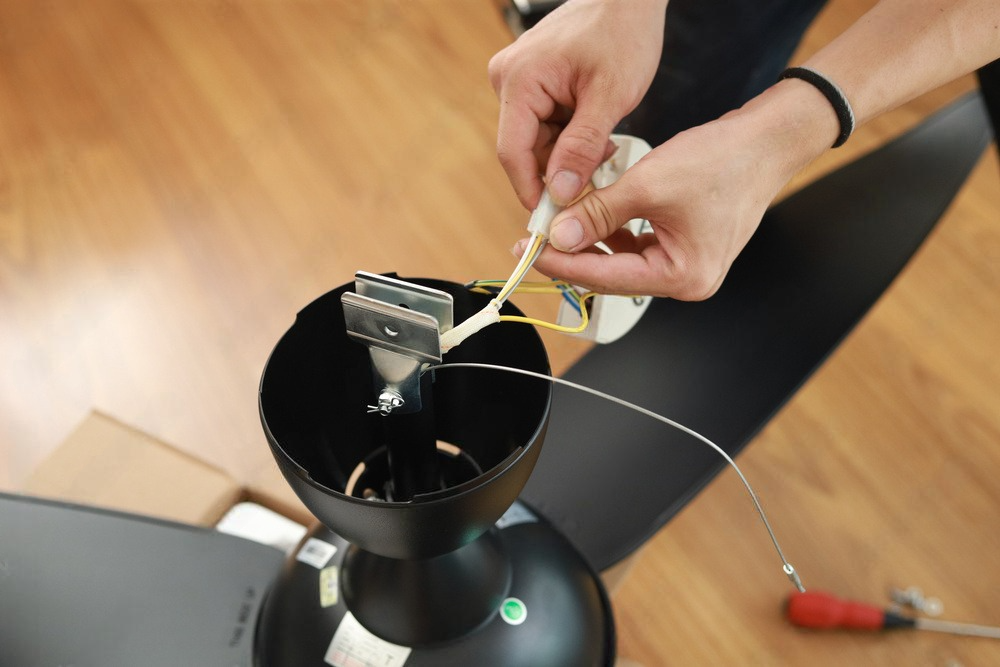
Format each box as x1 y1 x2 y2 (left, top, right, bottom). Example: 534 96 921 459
496 231 546 307
441 232 547 353
423 361 806 592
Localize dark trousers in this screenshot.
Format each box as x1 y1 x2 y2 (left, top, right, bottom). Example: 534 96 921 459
977 60 1000 148
618 0 829 144
617 0 1000 149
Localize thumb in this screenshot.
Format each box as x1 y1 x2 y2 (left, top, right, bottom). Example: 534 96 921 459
546 107 618 206
548 181 636 252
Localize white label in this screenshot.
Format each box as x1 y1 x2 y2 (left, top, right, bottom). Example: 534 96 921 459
325 612 412 667
495 501 537 530
296 538 338 569
319 566 339 608
215 502 308 555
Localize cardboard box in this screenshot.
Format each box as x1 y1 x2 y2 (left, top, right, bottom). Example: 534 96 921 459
23 410 311 528
23 410 632 592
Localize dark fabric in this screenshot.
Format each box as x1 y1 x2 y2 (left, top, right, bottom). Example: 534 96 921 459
518 1 996 152
976 58 1000 149
617 0 830 146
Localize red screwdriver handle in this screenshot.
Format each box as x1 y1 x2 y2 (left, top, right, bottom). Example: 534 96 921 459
787 590 886 630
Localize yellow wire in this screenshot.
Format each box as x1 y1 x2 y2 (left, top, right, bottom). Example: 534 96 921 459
466 278 593 333
469 283 569 295
499 292 596 334
468 275 596 334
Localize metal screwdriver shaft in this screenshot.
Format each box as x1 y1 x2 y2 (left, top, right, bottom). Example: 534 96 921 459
915 617 1000 640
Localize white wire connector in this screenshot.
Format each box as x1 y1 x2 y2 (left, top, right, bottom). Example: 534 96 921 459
526 190 563 237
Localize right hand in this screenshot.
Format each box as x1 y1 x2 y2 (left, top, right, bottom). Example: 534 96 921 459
519 79 840 300
488 0 668 210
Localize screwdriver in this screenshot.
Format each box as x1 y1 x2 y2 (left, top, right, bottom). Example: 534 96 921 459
786 590 1000 639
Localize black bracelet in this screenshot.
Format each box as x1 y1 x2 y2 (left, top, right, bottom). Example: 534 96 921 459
778 66 855 148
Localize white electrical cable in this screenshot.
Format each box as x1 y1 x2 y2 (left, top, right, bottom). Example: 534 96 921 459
423 361 806 593
440 191 565 354
439 300 502 352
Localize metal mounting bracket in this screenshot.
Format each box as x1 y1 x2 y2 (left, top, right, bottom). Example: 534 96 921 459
341 273 453 414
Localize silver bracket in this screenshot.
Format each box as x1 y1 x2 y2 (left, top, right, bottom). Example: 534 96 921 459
341 272 453 415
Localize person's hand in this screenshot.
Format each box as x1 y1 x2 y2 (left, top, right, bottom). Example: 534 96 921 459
488 0 667 210
518 81 840 300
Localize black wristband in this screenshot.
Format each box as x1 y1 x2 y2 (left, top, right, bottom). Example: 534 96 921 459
778 66 855 148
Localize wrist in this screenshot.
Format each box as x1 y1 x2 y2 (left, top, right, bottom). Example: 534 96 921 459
736 78 843 181
778 67 855 148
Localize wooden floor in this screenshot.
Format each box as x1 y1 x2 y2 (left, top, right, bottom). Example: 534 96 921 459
2 1 998 664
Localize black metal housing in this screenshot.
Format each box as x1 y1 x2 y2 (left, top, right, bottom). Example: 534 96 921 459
259 279 552 559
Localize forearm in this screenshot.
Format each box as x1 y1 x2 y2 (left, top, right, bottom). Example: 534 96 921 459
805 0 1000 125
517 0 998 299
733 0 1000 188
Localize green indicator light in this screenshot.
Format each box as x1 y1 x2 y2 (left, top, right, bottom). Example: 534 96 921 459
500 597 527 625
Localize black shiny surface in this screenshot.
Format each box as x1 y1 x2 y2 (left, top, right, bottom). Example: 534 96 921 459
256 503 615 667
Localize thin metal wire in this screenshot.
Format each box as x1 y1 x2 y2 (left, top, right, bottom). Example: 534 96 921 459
423 361 806 592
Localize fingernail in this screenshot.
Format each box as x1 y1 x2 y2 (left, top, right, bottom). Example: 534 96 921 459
550 218 583 251
511 238 528 257
549 170 582 205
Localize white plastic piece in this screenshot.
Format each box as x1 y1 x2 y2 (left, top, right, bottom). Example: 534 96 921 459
558 292 653 344
557 134 655 343
215 501 308 555
526 190 563 236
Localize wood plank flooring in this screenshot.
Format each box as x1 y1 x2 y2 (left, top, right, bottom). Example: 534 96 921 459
2 2 998 664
